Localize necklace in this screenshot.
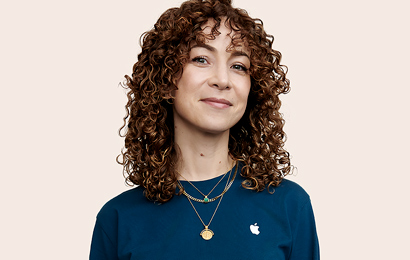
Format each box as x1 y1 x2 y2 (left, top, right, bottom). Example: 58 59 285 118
181 162 237 240
178 162 231 203
178 161 237 203
186 193 224 240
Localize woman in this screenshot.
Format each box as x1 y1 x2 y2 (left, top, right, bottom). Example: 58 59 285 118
90 0 319 259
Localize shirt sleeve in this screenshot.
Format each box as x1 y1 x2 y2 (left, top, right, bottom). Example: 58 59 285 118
89 220 118 260
289 199 320 260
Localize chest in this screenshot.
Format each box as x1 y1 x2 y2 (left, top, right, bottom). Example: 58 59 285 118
116 187 293 259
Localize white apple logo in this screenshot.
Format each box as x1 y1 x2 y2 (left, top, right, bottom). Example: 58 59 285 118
250 223 260 235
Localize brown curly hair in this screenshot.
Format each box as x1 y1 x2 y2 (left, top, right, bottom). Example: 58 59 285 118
118 0 292 203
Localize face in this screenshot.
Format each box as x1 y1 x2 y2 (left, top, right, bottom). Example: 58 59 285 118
173 19 251 135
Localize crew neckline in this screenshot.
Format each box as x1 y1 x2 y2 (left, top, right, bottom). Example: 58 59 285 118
178 162 240 184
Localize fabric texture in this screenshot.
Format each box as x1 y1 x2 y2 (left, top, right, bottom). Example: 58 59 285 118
90 164 319 259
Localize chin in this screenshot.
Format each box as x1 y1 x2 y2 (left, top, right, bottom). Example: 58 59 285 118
198 122 236 135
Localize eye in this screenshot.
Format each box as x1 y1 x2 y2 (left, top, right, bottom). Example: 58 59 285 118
232 64 248 72
192 56 208 64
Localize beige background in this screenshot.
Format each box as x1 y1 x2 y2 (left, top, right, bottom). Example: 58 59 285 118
1 0 409 259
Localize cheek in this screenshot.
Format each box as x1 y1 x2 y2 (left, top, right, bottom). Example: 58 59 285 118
238 83 251 116
240 82 251 104
174 76 189 101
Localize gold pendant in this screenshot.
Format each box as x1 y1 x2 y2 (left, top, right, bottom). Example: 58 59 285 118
200 226 214 240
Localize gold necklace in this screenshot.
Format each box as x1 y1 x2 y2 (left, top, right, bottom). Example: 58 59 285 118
178 161 237 203
186 193 224 240
182 162 237 240
178 162 231 203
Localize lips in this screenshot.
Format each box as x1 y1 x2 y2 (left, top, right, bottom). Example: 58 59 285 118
200 97 232 108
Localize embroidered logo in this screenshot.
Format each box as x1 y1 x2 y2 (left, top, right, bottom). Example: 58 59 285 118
250 223 260 235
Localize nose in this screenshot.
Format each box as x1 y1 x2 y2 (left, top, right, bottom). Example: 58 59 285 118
208 63 230 90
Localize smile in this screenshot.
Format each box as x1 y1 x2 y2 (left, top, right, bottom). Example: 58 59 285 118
200 98 233 108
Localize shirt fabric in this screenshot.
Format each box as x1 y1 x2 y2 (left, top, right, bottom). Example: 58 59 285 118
90 163 319 259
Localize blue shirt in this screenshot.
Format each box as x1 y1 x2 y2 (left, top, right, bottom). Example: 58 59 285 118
90 165 319 259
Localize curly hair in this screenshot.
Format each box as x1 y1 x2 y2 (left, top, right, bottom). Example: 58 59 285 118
118 0 292 203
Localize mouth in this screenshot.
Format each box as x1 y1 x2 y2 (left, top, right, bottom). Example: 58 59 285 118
200 97 233 108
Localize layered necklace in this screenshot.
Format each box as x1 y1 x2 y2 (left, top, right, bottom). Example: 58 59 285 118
177 161 238 240
178 165 229 203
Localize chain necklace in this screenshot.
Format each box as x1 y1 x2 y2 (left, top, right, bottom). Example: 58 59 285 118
180 161 238 240
177 161 237 203
177 161 233 203
186 193 224 240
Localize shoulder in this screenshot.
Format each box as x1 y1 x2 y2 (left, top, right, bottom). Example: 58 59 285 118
270 179 312 210
236 174 312 212
276 179 310 199
96 186 146 223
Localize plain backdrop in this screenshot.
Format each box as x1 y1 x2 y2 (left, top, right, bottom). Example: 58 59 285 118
1 0 409 259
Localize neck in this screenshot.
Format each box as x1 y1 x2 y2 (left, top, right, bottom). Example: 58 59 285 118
174 128 233 181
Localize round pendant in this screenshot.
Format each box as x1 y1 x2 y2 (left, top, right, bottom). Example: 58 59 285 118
200 228 214 240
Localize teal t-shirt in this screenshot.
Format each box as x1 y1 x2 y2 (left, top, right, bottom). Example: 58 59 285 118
90 164 319 259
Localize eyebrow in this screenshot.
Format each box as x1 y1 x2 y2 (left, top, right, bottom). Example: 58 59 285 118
191 44 250 60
